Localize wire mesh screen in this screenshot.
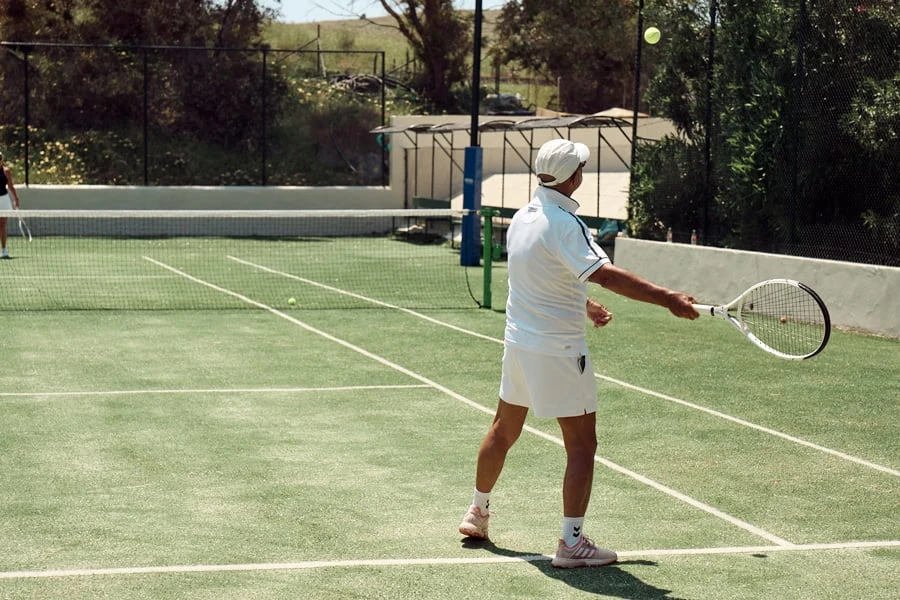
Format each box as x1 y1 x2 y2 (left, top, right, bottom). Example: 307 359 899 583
787 2 899 265
0 209 477 311
0 43 387 187
631 0 898 267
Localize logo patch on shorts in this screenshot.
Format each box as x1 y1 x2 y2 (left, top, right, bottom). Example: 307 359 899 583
577 355 586 374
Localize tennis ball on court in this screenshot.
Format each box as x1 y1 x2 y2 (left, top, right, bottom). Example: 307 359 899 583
644 26 661 45
288 297 296 306
780 316 788 324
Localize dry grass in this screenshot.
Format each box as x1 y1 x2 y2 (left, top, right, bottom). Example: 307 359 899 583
262 10 556 108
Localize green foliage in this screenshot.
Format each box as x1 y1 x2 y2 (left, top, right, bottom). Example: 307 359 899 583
494 0 636 113
642 2 710 141
628 136 707 241
0 1 286 160
378 0 473 113
0 1 424 185
631 0 899 264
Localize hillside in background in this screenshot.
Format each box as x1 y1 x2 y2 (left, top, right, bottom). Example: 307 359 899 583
264 10 501 65
262 10 553 110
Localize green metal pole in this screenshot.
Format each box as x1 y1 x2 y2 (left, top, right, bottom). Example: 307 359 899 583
480 208 498 309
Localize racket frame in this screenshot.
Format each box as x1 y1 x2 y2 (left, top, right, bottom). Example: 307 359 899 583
693 278 830 360
17 215 32 241
11 206 32 241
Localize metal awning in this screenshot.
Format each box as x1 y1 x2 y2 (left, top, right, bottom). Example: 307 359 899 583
369 109 640 136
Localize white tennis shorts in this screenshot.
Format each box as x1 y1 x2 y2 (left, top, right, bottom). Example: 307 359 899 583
499 345 598 418
0 194 11 211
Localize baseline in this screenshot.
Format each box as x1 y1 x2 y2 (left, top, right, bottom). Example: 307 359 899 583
1 540 897 580
0 385 430 399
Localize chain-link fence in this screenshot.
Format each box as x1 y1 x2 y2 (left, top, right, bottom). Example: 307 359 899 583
631 0 898 267
0 42 388 187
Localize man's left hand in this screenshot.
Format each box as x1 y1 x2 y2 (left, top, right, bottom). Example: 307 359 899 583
587 300 613 328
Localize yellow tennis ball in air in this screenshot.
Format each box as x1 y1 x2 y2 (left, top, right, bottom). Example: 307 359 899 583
644 26 661 45
288 297 296 306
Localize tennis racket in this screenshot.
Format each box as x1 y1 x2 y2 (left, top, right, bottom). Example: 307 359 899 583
693 279 830 360
14 207 32 241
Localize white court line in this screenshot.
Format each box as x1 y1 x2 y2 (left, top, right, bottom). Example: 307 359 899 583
145 256 793 546
229 256 900 480
0 385 429 399
2 540 898 580
226 255 500 343
10 275 175 280
592 376 900 478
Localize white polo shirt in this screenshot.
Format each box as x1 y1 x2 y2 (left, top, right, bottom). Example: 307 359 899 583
504 185 610 356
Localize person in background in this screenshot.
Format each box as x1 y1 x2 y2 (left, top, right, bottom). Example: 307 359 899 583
0 151 22 259
458 138 699 568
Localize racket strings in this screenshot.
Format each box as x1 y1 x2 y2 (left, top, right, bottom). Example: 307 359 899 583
740 282 828 357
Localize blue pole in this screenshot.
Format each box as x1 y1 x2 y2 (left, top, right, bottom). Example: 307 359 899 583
461 0 484 267
461 147 483 266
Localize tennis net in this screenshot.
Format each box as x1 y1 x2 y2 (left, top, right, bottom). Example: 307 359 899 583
0 209 483 311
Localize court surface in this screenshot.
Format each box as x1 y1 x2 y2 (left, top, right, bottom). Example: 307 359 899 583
1 239 898 600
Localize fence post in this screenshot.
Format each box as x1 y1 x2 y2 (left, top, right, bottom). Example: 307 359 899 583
630 0 644 174
703 0 718 244
380 51 387 187
23 46 30 185
316 25 323 76
143 48 149 185
789 0 808 248
261 46 268 186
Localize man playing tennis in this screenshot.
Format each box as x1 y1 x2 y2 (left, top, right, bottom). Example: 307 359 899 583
0 151 22 259
458 138 699 568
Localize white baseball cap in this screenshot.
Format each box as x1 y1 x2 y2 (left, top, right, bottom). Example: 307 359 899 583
534 139 590 187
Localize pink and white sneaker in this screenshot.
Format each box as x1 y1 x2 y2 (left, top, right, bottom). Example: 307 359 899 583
458 505 490 539
551 535 617 568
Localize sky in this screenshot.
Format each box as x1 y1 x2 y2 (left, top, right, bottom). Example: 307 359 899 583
262 1 506 23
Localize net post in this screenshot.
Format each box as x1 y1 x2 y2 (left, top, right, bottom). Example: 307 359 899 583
479 207 498 309
461 147 483 267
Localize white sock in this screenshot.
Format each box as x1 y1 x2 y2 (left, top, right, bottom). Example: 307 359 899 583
471 488 491 513
562 517 585 547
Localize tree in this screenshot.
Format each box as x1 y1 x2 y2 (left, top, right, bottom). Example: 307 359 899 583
494 0 636 114
631 0 899 265
0 0 281 144
373 0 472 112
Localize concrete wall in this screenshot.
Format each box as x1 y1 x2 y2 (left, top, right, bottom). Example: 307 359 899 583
21 114 673 211
613 237 900 339
23 184 401 210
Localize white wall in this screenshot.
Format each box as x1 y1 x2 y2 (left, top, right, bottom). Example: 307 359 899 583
23 184 401 210
613 237 900 339
22 114 673 211
388 114 674 205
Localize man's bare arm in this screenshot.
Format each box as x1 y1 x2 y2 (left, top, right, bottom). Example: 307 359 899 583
588 263 699 319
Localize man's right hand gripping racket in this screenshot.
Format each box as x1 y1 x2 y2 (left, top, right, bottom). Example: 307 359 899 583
693 279 830 360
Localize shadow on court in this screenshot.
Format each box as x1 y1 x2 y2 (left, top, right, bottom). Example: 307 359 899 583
462 538 689 600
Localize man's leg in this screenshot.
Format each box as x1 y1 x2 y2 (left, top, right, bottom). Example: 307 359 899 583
475 398 529 493
551 411 616 568
557 411 597 517
459 398 528 539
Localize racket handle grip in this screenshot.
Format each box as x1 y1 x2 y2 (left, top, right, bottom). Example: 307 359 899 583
692 304 716 316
